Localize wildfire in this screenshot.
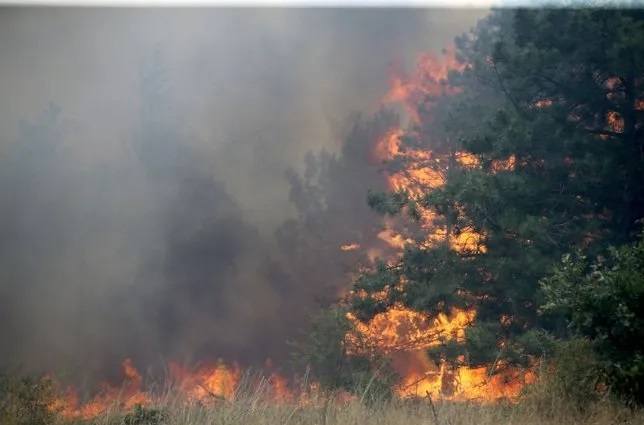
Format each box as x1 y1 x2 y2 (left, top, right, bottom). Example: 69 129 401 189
384 49 466 125
348 308 476 354
56 359 152 419
47 47 535 420
55 360 325 420
344 47 531 403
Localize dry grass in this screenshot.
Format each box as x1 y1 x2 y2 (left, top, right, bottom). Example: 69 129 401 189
81 397 644 425
62 376 644 425
2 364 637 425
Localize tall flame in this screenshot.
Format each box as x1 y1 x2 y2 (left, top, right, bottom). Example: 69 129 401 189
345 48 532 402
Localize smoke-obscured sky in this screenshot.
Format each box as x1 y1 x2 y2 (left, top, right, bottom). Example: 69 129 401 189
0 7 487 387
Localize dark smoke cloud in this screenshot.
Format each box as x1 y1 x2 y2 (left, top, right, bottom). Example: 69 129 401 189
0 7 487 387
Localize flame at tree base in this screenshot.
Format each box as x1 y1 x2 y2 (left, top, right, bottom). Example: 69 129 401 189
346 307 536 404
394 352 537 402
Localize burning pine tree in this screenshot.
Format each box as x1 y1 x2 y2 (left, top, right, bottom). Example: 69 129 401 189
342 45 535 402
347 7 644 404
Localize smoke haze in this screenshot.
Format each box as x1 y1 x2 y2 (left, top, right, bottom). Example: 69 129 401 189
0 7 487 387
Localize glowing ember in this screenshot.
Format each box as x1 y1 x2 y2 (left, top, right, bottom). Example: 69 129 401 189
341 243 361 251
607 111 624 133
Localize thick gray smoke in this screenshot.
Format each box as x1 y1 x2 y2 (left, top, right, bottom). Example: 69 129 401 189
0 7 486 387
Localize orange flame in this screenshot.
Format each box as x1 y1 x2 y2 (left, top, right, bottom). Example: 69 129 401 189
56 359 151 419
383 48 466 125
346 47 532 402
55 360 330 419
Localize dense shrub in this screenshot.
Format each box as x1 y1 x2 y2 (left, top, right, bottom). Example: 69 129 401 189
0 370 59 425
541 235 644 406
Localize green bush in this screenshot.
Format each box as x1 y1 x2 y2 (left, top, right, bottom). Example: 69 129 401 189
0 370 59 425
540 235 644 406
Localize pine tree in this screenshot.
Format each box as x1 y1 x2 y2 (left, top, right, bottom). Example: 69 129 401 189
351 8 644 372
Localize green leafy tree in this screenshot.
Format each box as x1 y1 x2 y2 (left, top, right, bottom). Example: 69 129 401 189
541 234 644 405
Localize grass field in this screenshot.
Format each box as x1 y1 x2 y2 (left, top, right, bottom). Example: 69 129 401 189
50 376 644 425
3 364 644 425
71 395 644 425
